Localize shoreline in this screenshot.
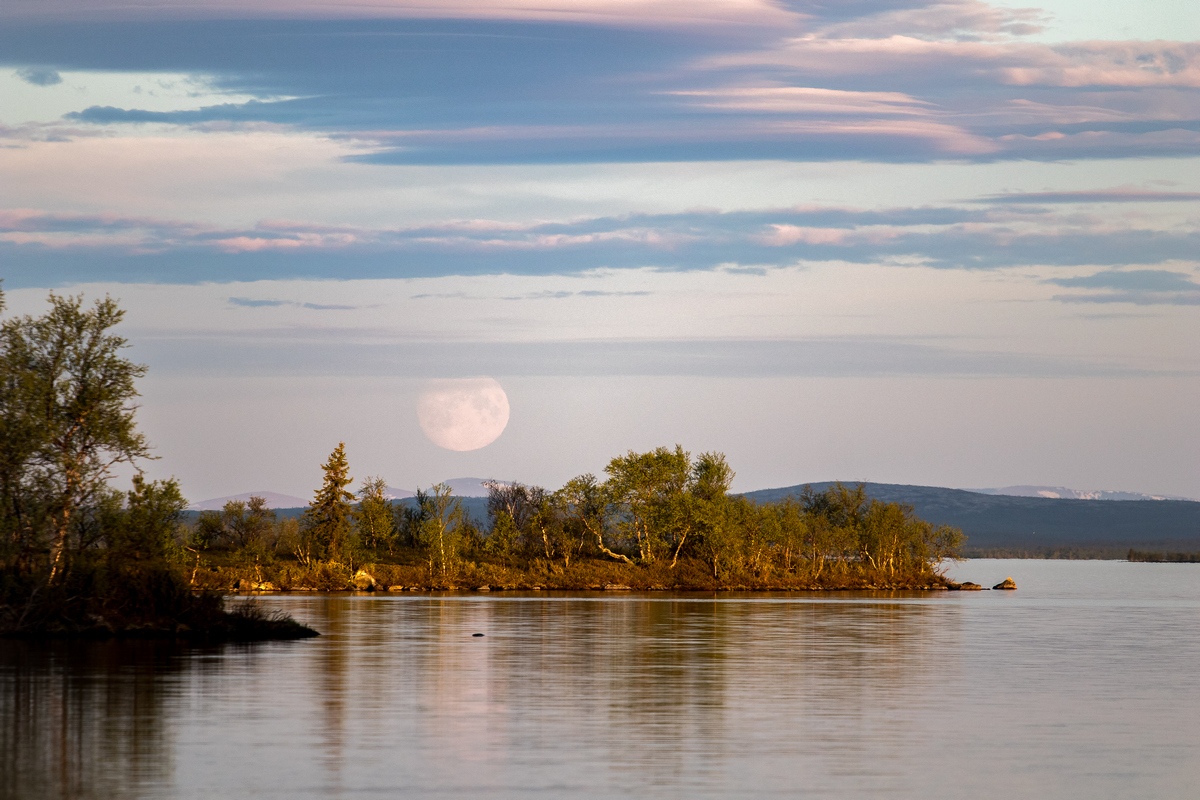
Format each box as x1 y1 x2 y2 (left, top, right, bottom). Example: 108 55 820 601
0 598 320 642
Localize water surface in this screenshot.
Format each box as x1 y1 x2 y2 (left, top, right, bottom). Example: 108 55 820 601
4 560 1199 799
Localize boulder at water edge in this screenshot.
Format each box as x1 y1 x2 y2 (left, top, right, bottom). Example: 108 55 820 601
993 577 1018 590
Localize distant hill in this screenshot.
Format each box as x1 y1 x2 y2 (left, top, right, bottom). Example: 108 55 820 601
743 482 1200 555
382 477 507 500
190 491 310 511
971 485 1195 502
423 477 507 498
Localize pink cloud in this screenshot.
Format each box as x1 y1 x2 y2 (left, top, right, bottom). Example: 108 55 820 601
669 87 933 115
1 0 797 29
213 232 358 252
1001 43 1200 88
706 36 1200 89
760 225 850 246
813 0 1048 41
358 115 996 157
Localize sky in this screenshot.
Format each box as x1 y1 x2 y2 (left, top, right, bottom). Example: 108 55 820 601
1 0 1198 501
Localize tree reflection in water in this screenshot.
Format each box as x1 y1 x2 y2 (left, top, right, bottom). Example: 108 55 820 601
0 640 179 800
0 594 959 799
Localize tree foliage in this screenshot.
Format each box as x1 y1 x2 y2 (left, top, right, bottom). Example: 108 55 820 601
0 292 153 580
354 476 395 555
303 442 354 565
413 483 464 579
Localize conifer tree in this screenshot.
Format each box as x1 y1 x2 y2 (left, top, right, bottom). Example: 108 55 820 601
304 442 354 563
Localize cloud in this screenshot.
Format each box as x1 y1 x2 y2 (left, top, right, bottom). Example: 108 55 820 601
498 289 653 300
4 202 1200 285
131 333 1166 379
1054 292 1200 306
3 14 1198 166
666 86 934 115
811 0 1048 41
228 296 359 310
15 66 61 85
228 297 290 307
706 37 1200 89
1047 270 1200 292
979 189 1200 204
1 0 797 29
1048 269 1200 305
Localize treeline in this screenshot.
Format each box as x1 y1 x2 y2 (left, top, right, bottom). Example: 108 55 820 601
1127 549 1200 563
187 443 965 591
0 290 312 638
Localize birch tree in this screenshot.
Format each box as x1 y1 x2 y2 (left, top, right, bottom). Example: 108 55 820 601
0 293 151 581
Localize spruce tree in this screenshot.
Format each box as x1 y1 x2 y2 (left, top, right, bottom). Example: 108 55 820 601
305 442 354 563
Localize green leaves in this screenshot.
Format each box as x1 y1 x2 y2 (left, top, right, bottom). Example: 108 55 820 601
355 476 396 555
0 293 154 578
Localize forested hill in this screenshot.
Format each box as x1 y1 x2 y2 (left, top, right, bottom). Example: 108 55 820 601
743 483 1200 555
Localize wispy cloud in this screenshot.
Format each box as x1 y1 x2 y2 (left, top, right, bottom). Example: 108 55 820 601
1048 269 1200 305
15 66 61 85
0 0 797 28
229 296 359 310
4 201 1199 285
979 189 1200 204
132 333 1171 379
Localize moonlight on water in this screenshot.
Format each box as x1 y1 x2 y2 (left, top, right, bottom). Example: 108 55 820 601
418 377 510 451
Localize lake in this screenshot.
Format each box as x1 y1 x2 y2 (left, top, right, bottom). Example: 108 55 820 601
4 559 1200 799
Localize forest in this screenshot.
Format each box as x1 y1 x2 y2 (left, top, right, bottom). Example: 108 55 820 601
187 443 966 593
1 290 963 636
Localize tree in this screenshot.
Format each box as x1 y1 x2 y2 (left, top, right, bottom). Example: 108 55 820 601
190 496 278 586
484 480 564 561
104 474 188 565
354 476 395 556
304 443 354 564
414 483 463 581
0 293 152 580
559 473 630 563
605 445 692 563
673 451 734 568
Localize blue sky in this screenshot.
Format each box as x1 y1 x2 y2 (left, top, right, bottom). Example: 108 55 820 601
2 0 1198 500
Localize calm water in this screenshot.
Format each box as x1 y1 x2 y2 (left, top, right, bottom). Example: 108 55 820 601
4 560 1200 799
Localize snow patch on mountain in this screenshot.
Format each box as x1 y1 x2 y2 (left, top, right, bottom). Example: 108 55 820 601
970 485 1196 502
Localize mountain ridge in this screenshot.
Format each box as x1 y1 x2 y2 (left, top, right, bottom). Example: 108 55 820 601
743 482 1200 554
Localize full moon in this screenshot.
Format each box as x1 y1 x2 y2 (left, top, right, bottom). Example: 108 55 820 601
417 377 510 451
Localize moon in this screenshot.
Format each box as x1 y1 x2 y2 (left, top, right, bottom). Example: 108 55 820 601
418 377 510 451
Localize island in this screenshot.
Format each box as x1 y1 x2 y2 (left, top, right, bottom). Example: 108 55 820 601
2 291 964 639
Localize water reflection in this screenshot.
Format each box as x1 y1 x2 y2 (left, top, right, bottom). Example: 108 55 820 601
1 594 957 799
270 593 957 797
18 576 1200 800
0 640 180 800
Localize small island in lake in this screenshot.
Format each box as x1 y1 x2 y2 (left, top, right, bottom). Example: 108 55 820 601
186 444 966 594
1 290 965 639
